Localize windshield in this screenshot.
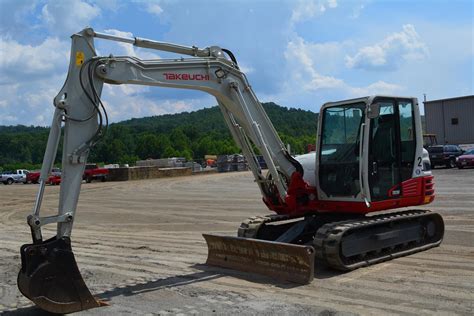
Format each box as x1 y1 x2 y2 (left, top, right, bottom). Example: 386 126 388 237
464 149 474 155
319 102 365 198
320 103 365 162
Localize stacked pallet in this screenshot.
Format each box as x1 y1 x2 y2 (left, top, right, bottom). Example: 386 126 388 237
217 154 249 173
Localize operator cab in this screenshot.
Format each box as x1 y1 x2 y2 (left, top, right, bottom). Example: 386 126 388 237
316 96 424 207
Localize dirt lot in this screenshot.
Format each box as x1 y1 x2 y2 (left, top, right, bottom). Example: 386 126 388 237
1 169 473 315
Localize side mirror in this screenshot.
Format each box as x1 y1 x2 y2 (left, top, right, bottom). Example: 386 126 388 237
367 103 380 119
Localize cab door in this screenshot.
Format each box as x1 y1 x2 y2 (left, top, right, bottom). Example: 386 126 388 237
317 101 366 201
367 98 416 201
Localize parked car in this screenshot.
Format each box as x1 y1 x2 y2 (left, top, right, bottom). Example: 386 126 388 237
48 173 61 185
456 148 474 169
1 169 29 185
83 164 109 183
26 168 61 184
427 145 464 168
256 155 268 169
26 171 40 184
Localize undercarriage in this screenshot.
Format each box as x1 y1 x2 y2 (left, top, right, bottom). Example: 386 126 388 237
205 210 444 282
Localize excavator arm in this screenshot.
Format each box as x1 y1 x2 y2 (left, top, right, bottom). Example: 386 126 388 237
18 28 311 313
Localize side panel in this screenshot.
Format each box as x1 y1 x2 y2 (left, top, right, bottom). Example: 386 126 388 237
443 97 474 144
424 101 445 143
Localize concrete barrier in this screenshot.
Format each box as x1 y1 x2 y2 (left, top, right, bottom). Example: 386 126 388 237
108 166 192 181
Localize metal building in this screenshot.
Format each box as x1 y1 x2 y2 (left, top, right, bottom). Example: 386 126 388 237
424 95 474 144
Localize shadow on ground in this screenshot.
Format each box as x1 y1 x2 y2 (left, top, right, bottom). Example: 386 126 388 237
4 262 345 315
193 261 346 284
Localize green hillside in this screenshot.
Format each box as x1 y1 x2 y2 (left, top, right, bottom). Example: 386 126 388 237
0 102 318 170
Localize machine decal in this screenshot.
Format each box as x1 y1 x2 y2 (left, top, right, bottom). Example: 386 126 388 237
75 51 84 67
163 73 210 81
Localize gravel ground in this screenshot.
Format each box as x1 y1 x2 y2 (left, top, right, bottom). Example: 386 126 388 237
0 169 473 315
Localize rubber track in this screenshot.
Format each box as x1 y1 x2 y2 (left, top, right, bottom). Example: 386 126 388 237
238 210 444 272
313 209 444 271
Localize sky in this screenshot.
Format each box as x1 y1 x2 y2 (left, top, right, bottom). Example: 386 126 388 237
0 0 472 126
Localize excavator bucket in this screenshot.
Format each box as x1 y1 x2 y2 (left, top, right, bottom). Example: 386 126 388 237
203 234 315 284
17 236 106 314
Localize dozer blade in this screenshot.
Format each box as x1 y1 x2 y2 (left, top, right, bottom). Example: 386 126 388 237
17 236 106 314
203 234 315 284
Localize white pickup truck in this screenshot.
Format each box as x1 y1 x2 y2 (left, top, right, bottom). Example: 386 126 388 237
1 169 29 185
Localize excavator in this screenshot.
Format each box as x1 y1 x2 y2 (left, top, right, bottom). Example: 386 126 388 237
18 28 444 314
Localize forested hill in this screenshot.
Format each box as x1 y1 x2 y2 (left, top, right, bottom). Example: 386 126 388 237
0 102 318 169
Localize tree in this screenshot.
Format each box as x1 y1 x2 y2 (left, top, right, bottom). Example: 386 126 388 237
1 102 319 168
169 128 190 152
136 133 160 159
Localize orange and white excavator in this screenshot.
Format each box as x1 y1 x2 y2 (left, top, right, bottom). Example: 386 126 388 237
18 28 444 314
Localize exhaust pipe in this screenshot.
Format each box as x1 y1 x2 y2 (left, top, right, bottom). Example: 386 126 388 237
18 236 106 314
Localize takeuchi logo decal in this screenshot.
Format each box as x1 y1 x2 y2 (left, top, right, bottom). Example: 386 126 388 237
163 73 210 81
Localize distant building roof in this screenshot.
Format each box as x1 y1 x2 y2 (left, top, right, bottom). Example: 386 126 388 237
424 95 474 104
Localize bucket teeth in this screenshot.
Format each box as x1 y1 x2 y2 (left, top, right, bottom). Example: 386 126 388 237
18 236 104 314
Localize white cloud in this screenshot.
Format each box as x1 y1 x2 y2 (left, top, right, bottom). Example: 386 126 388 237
0 34 70 125
0 0 39 36
102 29 136 57
132 0 163 17
284 35 402 98
327 0 338 8
349 0 371 19
2 115 18 122
351 3 364 19
348 80 402 96
345 24 429 71
34 114 47 126
102 85 209 121
94 0 123 12
238 62 254 74
101 29 161 59
285 36 345 91
40 0 100 36
288 37 353 75
291 0 337 24
0 37 69 84
0 75 63 126
145 3 163 16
